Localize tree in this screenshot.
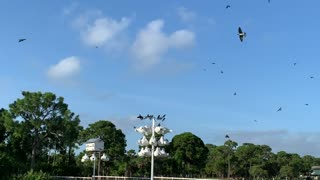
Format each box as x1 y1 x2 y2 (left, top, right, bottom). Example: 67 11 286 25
169 132 208 177
80 120 127 175
7 91 82 170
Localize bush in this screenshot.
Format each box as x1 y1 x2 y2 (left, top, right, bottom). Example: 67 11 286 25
12 170 53 180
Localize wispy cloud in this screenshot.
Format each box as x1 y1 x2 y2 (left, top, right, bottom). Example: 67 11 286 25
73 11 131 47
62 2 78 16
177 6 197 23
47 56 81 80
131 19 195 70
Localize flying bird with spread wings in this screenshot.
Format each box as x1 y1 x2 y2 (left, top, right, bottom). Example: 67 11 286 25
226 5 231 9
18 38 26 43
238 27 246 42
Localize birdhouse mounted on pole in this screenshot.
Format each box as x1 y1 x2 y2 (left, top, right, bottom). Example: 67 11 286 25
85 138 104 152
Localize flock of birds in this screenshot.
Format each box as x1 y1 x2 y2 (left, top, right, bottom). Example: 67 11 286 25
202 0 317 141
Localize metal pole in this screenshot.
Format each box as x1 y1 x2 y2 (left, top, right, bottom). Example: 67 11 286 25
93 153 96 180
151 117 155 180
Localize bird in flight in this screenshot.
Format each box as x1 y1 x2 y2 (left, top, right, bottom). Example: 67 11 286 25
277 107 282 112
226 5 231 9
310 76 314 79
225 134 230 138
293 62 297 66
238 27 246 42
18 38 26 43
233 92 237 96
220 70 224 74
305 104 309 106
212 62 216 65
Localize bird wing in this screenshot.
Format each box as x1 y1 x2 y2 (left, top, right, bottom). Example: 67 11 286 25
238 27 242 33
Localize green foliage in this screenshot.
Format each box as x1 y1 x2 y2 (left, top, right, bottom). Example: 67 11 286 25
170 132 209 176
12 170 53 180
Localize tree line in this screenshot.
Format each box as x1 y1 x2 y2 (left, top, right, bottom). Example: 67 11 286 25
0 91 318 179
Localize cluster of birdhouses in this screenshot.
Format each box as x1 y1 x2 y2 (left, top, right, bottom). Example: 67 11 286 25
135 117 172 158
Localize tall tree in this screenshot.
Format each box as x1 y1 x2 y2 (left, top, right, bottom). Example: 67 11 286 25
169 132 208 177
8 91 81 170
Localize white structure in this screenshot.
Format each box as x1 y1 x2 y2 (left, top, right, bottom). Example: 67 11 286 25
135 115 172 180
82 138 109 180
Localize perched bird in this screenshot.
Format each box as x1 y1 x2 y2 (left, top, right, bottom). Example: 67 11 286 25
277 107 282 112
225 134 230 138
18 38 26 43
137 114 144 120
226 5 231 9
238 27 246 42
233 92 237 96
144 114 150 119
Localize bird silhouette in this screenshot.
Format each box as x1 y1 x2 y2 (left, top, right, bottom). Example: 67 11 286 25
18 38 26 43
238 27 246 42
220 70 224 74
277 107 282 112
310 76 314 79
212 62 216 65
225 134 230 138
226 5 231 9
293 63 297 66
268 0 270 3
233 92 237 96
305 104 309 106
137 114 144 120
162 114 166 119
157 115 161 120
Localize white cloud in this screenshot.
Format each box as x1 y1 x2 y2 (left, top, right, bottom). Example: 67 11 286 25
75 13 130 47
131 19 195 70
47 56 80 80
177 7 197 23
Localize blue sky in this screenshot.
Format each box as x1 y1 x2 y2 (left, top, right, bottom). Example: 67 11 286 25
1 0 320 156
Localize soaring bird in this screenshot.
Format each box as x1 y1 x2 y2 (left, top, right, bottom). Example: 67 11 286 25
18 38 26 43
238 27 246 42
137 114 144 120
277 107 282 112
226 5 231 9
225 134 230 138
